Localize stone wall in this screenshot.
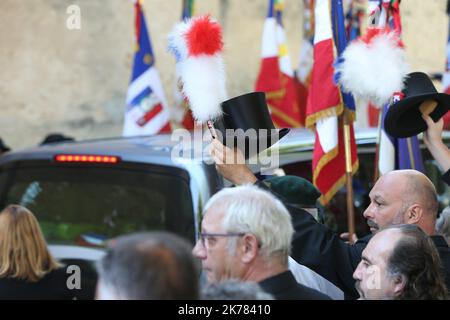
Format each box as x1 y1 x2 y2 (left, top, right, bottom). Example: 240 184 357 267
0 0 447 149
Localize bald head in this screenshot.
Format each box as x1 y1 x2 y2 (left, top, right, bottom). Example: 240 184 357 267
364 170 439 235
382 170 438 218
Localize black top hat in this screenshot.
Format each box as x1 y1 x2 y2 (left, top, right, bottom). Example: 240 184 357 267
0 138 11 153
384 72 450 138
214 92 290 158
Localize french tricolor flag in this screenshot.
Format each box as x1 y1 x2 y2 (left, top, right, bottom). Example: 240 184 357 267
442 7 450 129
123 0 171 136
306 0 357 204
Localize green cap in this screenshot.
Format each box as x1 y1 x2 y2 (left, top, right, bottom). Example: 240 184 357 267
264 175 321 208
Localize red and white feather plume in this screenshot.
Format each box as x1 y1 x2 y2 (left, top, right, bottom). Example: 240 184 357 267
168 15 227 123
335 28 409 108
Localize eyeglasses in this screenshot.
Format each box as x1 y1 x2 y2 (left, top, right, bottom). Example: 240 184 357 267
198 232 246 248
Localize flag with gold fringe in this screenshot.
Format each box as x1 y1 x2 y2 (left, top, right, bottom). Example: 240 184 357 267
306 0 358 205
255 0 302 128
295 0 315 127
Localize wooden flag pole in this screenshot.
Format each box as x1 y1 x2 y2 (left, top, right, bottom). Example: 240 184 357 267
343 117 356 244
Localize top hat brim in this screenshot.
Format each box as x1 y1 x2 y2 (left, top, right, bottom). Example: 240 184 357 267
219 128 290 159
384 93 450 138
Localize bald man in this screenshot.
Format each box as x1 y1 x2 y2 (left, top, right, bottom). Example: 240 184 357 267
364 170 439 235
210 139 450 299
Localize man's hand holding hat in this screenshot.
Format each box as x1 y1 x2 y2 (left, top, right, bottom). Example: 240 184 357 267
384 72 450 138
209 139 257 185
423 115 450 173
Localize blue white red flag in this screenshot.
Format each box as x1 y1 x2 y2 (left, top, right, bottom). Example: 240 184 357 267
441 0 450 128
123 1 171 136
306 0 358 204
376 0 424 174
379 101 424 174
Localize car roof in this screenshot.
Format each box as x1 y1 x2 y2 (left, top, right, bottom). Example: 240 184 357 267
1 128 448 166
0 134 182 166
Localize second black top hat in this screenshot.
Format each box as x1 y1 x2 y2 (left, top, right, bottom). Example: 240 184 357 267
214 92 290 158
384 72 450 138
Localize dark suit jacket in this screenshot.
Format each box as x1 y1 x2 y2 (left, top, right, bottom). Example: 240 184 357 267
0 267 75 300
429 235 450 290
256 180 450 300
259 270 331 300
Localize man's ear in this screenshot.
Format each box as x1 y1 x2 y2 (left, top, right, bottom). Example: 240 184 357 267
241 234 259 264
405 204 423 224
393 274 406 297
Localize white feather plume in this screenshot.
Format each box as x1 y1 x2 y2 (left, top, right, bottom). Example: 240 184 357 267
182 55 227 122
335 31 410 108
167 16 227 123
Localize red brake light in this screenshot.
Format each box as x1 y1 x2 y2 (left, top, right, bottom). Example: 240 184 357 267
55 154 121 163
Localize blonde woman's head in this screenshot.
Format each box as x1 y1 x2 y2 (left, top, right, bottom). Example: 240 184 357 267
0 205 60 282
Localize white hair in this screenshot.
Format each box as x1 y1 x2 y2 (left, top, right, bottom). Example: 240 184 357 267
204 185 293 263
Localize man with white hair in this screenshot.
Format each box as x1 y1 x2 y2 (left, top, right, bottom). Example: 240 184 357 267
192 185 330 300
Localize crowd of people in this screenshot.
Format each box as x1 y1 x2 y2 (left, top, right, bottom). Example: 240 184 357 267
0 163 448 299
0 75 450 300
208 125 450 300
0 119 449 300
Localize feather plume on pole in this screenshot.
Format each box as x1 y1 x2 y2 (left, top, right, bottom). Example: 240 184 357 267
334 27 409 108
168 15 227 138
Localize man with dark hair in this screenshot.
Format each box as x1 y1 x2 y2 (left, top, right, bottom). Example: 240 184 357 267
287 169 450 299
354 224 448 300
96 231 199 300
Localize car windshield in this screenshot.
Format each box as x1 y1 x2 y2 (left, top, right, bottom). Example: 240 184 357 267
0 162 195 246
